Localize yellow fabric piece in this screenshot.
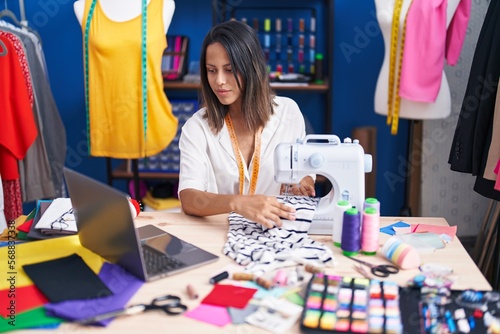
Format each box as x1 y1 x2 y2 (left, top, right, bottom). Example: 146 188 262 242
141 191 180 211
0 235 104 289
82 0 178 158
0 215 26 241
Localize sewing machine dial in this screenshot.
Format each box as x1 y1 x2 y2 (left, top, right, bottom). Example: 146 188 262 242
308 153 324 169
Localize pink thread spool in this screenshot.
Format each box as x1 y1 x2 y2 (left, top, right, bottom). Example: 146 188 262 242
381 236 420 269
361 207 380 255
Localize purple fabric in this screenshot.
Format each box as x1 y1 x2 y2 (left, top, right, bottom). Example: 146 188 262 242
44 262 143 326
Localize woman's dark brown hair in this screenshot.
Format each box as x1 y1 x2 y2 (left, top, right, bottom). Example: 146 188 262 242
199 20 275 134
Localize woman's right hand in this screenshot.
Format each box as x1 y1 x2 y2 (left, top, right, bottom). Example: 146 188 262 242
232 195 296 229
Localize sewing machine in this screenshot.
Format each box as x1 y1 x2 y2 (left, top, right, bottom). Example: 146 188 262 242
274 134 373 234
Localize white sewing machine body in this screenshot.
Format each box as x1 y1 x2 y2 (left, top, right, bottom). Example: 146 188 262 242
274 134 373 234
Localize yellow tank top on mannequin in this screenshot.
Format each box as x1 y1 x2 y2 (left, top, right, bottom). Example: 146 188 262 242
81 0 178 158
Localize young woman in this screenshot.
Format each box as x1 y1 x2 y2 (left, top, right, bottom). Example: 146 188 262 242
178 20 315 228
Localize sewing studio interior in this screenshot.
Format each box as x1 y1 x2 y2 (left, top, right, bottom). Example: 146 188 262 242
1 0 500 333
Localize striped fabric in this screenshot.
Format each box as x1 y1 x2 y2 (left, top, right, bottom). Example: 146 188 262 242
223 196 336 275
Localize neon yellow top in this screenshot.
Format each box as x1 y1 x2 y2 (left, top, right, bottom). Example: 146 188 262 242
82 0 177 158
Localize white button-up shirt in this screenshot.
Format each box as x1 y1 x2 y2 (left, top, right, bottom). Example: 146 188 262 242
178 96 307 196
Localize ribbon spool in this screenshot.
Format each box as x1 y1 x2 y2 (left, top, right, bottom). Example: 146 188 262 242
332 200 351 247
341 208 361 256
381 236 420 269
361 207 380 255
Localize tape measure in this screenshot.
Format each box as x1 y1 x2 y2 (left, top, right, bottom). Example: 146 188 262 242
84 0 148 154
224 114 262 195
387 0 411 135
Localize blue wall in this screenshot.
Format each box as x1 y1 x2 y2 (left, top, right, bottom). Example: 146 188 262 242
16 0 407 216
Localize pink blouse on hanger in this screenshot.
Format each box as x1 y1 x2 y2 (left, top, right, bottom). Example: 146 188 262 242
399 0 471 103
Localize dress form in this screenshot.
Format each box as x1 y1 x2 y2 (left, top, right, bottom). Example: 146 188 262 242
374 0 461 120
74 0 175 33
73 0 176 201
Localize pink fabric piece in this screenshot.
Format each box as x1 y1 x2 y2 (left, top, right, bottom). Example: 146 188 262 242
494 159 500 191
184 304 232 327
400 0 471 103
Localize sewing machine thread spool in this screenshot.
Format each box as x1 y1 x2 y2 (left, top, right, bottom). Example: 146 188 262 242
341 208 361 256
332 200 351 247
363 197 380 212
361 207 380 255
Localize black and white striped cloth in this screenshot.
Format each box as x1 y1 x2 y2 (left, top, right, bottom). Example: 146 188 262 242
223 196 336 275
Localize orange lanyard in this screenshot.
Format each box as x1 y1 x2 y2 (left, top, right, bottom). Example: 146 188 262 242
224 114 262 195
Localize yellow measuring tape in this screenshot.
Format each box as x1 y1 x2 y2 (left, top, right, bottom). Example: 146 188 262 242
224 114 262 195
387 0 412 135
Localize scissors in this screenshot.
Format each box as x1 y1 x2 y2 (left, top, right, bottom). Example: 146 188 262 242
345 256 399 278
77 294 187 325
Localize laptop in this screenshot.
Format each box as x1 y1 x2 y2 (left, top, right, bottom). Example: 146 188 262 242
63 167 219 282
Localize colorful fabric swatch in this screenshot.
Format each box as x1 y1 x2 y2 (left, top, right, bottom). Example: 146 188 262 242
184 304 232 327
201 284 257 309
22 253 112 303
45 262 143 326
0 285 48 317
0 306 63 333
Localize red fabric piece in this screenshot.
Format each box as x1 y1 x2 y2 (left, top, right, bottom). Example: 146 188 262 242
0 32 37 180
17 218 34 233
201 284 257 309
0 285 49 317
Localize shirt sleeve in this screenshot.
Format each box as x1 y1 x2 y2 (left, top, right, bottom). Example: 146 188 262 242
177 112 211 194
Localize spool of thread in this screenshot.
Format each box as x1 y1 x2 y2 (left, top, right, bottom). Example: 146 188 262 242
273 269 287 286
332 200 351 247
341 208 361 256
363 197 381 212
304 263 323 274
314 53 324 84
254 276 273 290
232 272 254 281
361 207 380 255
381 236 421 269
264 18 271 32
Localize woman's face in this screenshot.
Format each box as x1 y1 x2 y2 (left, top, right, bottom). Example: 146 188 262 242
205 42 243 110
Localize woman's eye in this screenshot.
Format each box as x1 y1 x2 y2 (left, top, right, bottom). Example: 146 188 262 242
207 68 216 73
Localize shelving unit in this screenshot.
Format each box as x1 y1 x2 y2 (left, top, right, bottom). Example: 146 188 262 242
109 0 334 199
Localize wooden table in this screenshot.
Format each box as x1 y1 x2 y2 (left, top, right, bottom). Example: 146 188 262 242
21 213 491 333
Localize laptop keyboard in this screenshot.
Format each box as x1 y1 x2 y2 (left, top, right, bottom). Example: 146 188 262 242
142 246 185 276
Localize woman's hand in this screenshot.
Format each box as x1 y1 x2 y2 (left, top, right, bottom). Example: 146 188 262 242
232 195 296 229
280 175 316 197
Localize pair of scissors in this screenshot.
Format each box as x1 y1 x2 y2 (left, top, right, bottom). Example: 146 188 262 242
346 256 399 278
77 294 187 325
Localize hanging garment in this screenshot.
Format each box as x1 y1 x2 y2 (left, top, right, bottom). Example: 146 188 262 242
81 0 178 158
448 0 500 200
0 30 37 181
399 0 471 103
483 82 500 182
223 196 336 276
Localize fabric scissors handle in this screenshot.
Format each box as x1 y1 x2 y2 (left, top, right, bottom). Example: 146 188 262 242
77 294 187 325
346 256 399 278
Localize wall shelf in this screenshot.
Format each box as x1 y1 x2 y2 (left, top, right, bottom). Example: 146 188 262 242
164 80 330 92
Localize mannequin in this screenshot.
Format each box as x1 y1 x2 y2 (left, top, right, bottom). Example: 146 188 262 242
74 0 175 33
74 0 177 200
374 0 462 121
72 0 178 160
